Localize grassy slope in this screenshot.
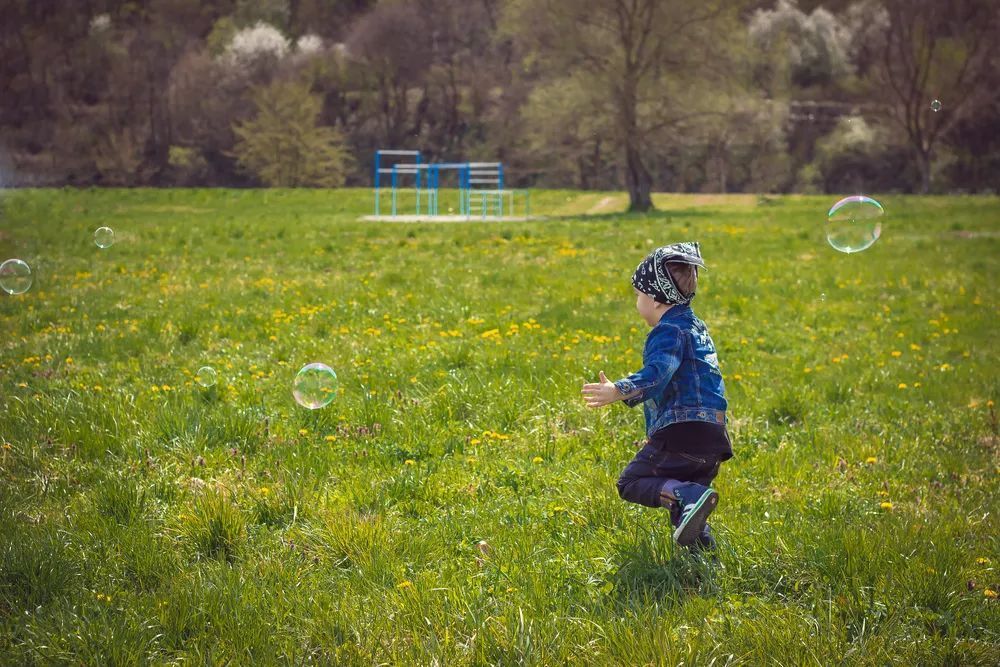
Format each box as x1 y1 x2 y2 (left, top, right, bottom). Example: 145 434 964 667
1 188 998 664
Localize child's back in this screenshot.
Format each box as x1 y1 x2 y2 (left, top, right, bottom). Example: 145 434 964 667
582 242 731 550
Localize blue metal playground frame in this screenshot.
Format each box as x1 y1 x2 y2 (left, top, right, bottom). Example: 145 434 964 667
374 150 522 218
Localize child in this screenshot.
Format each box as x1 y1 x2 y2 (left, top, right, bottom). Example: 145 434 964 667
581 242 731 549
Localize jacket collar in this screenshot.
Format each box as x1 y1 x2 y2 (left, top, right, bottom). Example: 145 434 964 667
655 302 691 326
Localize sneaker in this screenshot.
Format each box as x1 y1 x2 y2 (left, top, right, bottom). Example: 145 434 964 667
694 523 717 551
672 483 719 546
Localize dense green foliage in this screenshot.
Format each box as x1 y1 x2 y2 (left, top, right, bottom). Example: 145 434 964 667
233 81 351 187
0 189 998 663
1 0 998 195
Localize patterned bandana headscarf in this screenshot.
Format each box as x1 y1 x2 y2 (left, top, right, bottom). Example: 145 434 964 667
631 242 706 306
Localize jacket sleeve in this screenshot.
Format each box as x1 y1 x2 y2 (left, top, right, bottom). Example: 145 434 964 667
613 326 683 407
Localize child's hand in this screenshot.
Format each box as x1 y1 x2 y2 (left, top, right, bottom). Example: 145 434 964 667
582 371 623 409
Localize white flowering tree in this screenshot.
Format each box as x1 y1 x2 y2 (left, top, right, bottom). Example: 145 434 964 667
222 21 290 70
748 0 855 88
296 34 323 56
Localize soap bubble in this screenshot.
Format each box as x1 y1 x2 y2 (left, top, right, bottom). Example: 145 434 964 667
0 258 33 295
293 362 338 409
94 226 115 248
826 196 883 254
196 366 217 387
930 99 942 112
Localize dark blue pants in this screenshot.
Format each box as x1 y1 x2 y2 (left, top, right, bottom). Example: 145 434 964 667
617 443 722 510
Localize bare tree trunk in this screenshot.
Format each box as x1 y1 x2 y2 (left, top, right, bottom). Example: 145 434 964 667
621 77 653 212
916 149 931 194
624 139 653 211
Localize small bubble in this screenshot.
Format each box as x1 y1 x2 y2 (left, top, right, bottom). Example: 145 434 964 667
196 366 217 387
930 99 942 112
820 293 826 301
0 258 32 295
94 226 115 249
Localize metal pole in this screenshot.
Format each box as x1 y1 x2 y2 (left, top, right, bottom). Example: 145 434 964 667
415 153 422 215
374 151 381 216
461 165 468 216
391 165 397 217
434 165 439 215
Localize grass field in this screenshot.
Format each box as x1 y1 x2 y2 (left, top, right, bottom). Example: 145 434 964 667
1 188 998 664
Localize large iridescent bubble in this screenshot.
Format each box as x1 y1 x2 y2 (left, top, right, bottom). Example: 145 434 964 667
293 362 339 409
826 196 883 254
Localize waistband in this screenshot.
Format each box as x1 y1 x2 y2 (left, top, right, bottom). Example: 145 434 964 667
649 408 727 434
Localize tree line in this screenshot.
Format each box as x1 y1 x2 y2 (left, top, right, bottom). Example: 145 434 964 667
1 0 997 210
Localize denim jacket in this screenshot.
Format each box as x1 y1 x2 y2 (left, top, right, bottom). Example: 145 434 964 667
613 303 727 437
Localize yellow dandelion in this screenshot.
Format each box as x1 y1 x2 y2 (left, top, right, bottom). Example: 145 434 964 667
65 357 74 365
898 383 908 389
298 428 309 436
732 374 742 381
470 438 481 445
397 580 412 589
985 589 998 599
259 487 270 495
880 502 893 510
404 459 416 466
890 350 902 358
976 558 991 565
877 490 890 497
865 456 878 464
532 456 543 464
909 343 921 351
324 435 337 442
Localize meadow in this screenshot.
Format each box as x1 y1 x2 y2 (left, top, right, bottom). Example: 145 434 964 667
0 188 997 664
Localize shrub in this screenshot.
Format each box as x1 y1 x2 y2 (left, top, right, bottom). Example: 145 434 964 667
232 80 350 187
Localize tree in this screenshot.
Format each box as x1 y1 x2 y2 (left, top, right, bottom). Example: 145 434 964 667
748 0 855 89
232 80 350 186
867 0 1000 193
508 0 736 211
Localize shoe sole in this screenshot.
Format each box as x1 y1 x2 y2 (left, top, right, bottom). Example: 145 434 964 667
673 490 719 547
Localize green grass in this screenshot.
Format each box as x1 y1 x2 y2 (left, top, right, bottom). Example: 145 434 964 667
1 188 998 664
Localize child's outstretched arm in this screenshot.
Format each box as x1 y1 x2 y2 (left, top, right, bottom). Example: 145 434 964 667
582 371 638 408
588 326 683 408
